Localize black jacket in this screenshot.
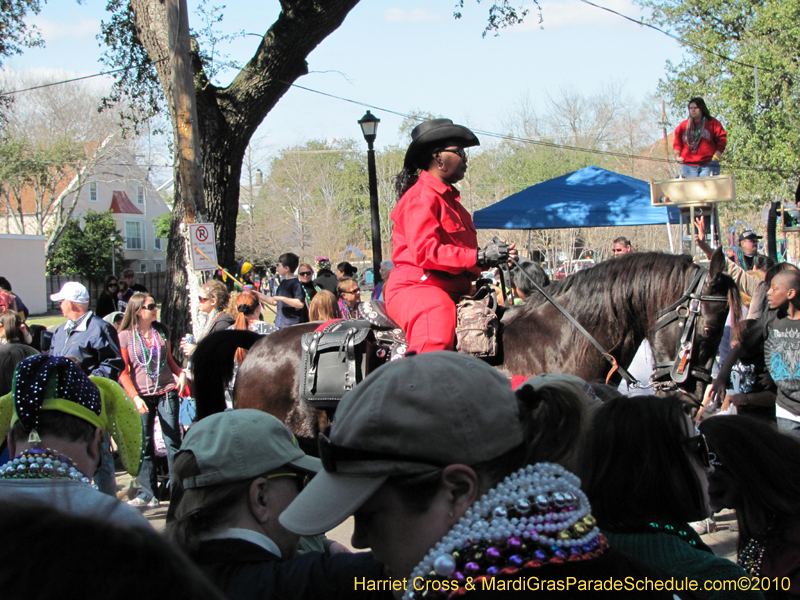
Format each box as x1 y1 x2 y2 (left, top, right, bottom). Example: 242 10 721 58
313 270 338 295
192 538 391 600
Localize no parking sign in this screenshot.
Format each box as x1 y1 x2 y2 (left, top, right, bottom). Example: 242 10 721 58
189 223 218 271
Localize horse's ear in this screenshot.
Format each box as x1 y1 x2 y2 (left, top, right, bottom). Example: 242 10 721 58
708 247 727 278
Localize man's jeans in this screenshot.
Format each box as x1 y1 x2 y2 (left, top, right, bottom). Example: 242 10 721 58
94 434 116 496
681 160 720 178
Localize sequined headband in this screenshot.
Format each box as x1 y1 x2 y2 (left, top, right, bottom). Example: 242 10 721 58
0 356 144 476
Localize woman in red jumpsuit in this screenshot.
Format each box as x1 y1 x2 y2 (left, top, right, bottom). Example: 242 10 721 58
385 118 509 353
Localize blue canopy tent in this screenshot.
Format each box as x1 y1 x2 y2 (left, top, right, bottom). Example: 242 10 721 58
473 166 680 230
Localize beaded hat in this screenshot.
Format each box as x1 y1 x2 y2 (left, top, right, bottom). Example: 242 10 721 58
177 409 321 489
280 352 524 536
0 355 144 475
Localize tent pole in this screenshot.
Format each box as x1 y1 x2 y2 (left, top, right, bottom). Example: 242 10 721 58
666 219 675 254
527 229 532 259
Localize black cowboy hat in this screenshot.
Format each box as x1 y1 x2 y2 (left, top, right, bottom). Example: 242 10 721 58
404 119 480 168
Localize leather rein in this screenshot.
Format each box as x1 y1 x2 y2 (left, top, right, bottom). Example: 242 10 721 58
509 258 728 391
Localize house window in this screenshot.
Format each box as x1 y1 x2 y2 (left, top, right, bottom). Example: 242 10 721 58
154 261 164 273
153 223 163 251
125 221 145 250
89 182 98 202
137 185 145 205
139 262 148 273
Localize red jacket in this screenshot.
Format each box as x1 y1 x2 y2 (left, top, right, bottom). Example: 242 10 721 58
389 170 480 296
673 117 727 165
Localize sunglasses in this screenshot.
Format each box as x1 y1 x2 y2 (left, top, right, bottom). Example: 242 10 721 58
140 303 157 311
319 432 441 473
198 296 210 303
298 271 313 276
345 289 361 294
108 283 118 288
437 147 467 160
683 429 712 468
266 472 309 489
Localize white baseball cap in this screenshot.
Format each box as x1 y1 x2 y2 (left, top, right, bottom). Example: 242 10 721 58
50 282 90 304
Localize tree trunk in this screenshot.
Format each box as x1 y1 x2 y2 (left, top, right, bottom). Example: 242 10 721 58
130 0 360 349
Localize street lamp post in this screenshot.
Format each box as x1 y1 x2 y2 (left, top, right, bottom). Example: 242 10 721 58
358 110 382 288
109 233 118 275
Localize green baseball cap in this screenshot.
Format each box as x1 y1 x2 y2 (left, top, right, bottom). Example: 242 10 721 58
280 352 524 536
177 409 320 489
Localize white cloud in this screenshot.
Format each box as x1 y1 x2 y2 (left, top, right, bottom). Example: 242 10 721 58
513 0 646 31
383 8 444 23
30 16 100 42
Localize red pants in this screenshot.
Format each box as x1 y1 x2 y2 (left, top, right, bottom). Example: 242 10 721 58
385 268 466 353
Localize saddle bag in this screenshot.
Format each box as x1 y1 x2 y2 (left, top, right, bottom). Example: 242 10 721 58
299 320 373 408
455 292 499 358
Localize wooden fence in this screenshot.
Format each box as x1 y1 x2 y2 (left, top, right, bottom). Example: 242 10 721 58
45 272 170 313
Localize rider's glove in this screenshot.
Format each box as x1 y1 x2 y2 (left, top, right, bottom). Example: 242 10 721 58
477 237 510 267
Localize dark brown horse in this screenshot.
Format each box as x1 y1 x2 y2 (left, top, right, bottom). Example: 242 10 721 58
193 250 739 446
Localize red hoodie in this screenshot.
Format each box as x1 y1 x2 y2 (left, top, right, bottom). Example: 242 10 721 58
673 117 727 165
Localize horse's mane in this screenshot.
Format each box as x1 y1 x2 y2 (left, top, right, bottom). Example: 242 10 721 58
509 252 695 339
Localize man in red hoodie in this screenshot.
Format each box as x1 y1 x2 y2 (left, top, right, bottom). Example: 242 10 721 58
673 97 727 178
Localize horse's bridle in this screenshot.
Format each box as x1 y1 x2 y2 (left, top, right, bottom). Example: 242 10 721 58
650 266 729 390
508 258 729 393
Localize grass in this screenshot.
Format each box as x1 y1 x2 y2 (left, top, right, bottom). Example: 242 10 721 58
27 314 67 329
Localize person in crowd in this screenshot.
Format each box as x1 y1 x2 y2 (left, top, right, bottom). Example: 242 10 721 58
384 118 512 354
673 97 727 178
266 267 278 296
103 311 125 332
165 409 389 600
336 277 363 320
263 253 305 328
0 355 147 528
120 268 148 303
0 289 18 314
0 336 38 396
49 282 123 380
231 291 277 365
297 262 322 318
280 352 696 598
578 394 758 599
611 236 632 256
335 261 358 280
117 293 185 508
0 501 227 600
711 269 800 438
313 257 338 294
0 277 29 319
95 275 120 318
509 258 549 304
700 416 800 595
371 260 394 301
0 309 33 346
181 280 235 357
308 290 341 322
234 260 255 292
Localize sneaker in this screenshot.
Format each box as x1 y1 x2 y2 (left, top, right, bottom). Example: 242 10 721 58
147 497 160 508
128 497 148 507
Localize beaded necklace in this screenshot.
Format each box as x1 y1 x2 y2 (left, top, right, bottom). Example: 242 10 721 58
132 326 166 395
302 282 321 307
404 463 604 600
739 538 765 576
1 448 91 485
338 298 359 320
199 309 222 340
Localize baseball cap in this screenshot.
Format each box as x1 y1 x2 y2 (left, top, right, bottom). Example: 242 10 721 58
177 409 321 489
280 352 524 536
50 282 90 304
739 230 762 242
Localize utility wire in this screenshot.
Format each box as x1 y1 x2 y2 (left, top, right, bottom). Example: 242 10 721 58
579 0 775 73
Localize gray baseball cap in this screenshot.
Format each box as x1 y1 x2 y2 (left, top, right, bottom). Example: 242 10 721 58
280 352 524 536
177 409 320 489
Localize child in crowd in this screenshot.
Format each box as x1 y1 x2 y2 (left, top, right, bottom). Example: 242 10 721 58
711 269 800 438
263 253 305 328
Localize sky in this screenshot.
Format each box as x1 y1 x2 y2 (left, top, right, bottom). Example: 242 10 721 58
5 0 686 181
